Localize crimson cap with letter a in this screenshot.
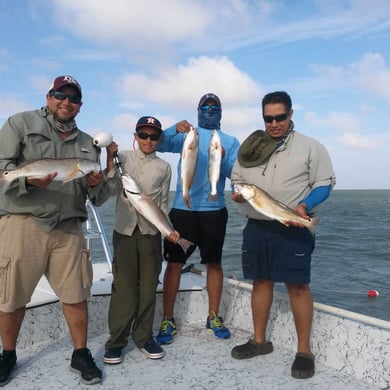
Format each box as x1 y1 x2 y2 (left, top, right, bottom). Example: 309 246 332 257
48 75 82 97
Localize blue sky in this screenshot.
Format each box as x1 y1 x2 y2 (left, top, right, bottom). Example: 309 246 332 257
1 0 390 189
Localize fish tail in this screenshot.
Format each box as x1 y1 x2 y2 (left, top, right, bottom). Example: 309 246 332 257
307 216 320 235
207 192 218 201
183 194 192 209
177 238 194 254
0 170 13 193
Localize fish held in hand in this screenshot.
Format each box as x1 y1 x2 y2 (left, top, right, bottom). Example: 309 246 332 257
208 129 222 201
121 174 194 253
181 126 198 208
0 158 100 192
234 183 319 235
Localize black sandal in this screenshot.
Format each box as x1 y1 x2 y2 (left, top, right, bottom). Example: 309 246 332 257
291 352 315 379
231 339 273 359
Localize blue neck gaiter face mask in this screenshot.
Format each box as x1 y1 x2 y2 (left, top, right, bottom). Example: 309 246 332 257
198 108 222 129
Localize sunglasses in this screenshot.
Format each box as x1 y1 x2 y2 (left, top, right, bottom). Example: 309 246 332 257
263 112 290 123
137 132 160 141
200 105 220 111
49 91 82 104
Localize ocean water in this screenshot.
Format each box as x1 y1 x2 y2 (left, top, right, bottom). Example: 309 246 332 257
93 190 390 322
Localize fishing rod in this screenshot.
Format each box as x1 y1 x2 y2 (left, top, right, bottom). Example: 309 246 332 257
113 152 124 176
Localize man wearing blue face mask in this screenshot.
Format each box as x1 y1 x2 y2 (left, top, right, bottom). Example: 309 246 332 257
156 93 240 345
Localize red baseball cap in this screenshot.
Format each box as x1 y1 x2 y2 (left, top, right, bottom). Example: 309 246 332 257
48 75 82 97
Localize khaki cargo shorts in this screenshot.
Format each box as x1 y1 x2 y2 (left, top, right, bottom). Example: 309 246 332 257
0 215 92 312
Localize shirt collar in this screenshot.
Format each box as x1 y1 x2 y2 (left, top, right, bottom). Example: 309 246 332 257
135 147 156 160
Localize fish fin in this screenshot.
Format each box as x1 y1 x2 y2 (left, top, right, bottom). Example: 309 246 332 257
207 193 218 201
63 168 79 183
77 162 88 176
124 188 140 196
177 238 194 254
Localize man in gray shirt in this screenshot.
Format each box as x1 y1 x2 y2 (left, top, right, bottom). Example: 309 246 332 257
0 75 108 386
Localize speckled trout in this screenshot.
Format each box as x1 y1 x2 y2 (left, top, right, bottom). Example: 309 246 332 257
181 126 198 208
0 158 100 192
208 129 222 201
234 183 319 235
121 174 194 253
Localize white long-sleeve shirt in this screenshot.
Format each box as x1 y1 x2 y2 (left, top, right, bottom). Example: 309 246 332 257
106 148 171 236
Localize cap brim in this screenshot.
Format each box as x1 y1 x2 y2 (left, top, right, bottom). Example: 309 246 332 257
136 124 162 132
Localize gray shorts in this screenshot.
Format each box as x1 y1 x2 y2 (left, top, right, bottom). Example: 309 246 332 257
0 215 92 312
242 219 315 284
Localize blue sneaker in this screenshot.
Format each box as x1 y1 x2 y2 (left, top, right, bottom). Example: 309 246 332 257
206 312 231 339
103 347 123 365
156 318 177 345
140 339 165 359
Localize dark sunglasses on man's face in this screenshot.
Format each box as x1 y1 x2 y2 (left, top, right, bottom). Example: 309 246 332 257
263 112 290 123
137 132 160 141
49 91 82 104
200 105 220 111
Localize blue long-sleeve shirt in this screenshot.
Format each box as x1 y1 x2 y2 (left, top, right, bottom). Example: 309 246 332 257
157 125 240 211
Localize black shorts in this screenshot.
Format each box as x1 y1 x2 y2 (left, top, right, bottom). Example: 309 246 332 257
242 219 315 284
163 208 228 264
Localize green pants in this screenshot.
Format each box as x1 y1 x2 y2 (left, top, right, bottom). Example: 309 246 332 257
105 228 162 349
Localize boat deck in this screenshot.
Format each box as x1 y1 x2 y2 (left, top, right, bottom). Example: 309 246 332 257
5 324 380 390
5 263 389 390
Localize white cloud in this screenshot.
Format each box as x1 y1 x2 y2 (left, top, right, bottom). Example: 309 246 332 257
349 53 390 100
289 52 390 99
47 0 390 54
336 132 376 149
29 75 54 94
0 99 32 121
223 106 262 143
304 110 379 150
118 56 263 109
309 64 344 79
305 111 361 133
49 0 212 48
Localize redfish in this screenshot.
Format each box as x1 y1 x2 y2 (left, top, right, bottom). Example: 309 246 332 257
234 183 319 235
121 174 194 253
0 158 100 192
208 129 222 201
181 126 199 208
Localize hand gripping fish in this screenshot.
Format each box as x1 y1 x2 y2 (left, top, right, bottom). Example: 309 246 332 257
113 154 194 254
181 126 198 208
234 183 319 235
0 158 100 193
207 129 222 201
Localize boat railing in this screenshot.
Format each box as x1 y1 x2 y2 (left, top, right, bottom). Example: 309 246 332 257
84 199 113 272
